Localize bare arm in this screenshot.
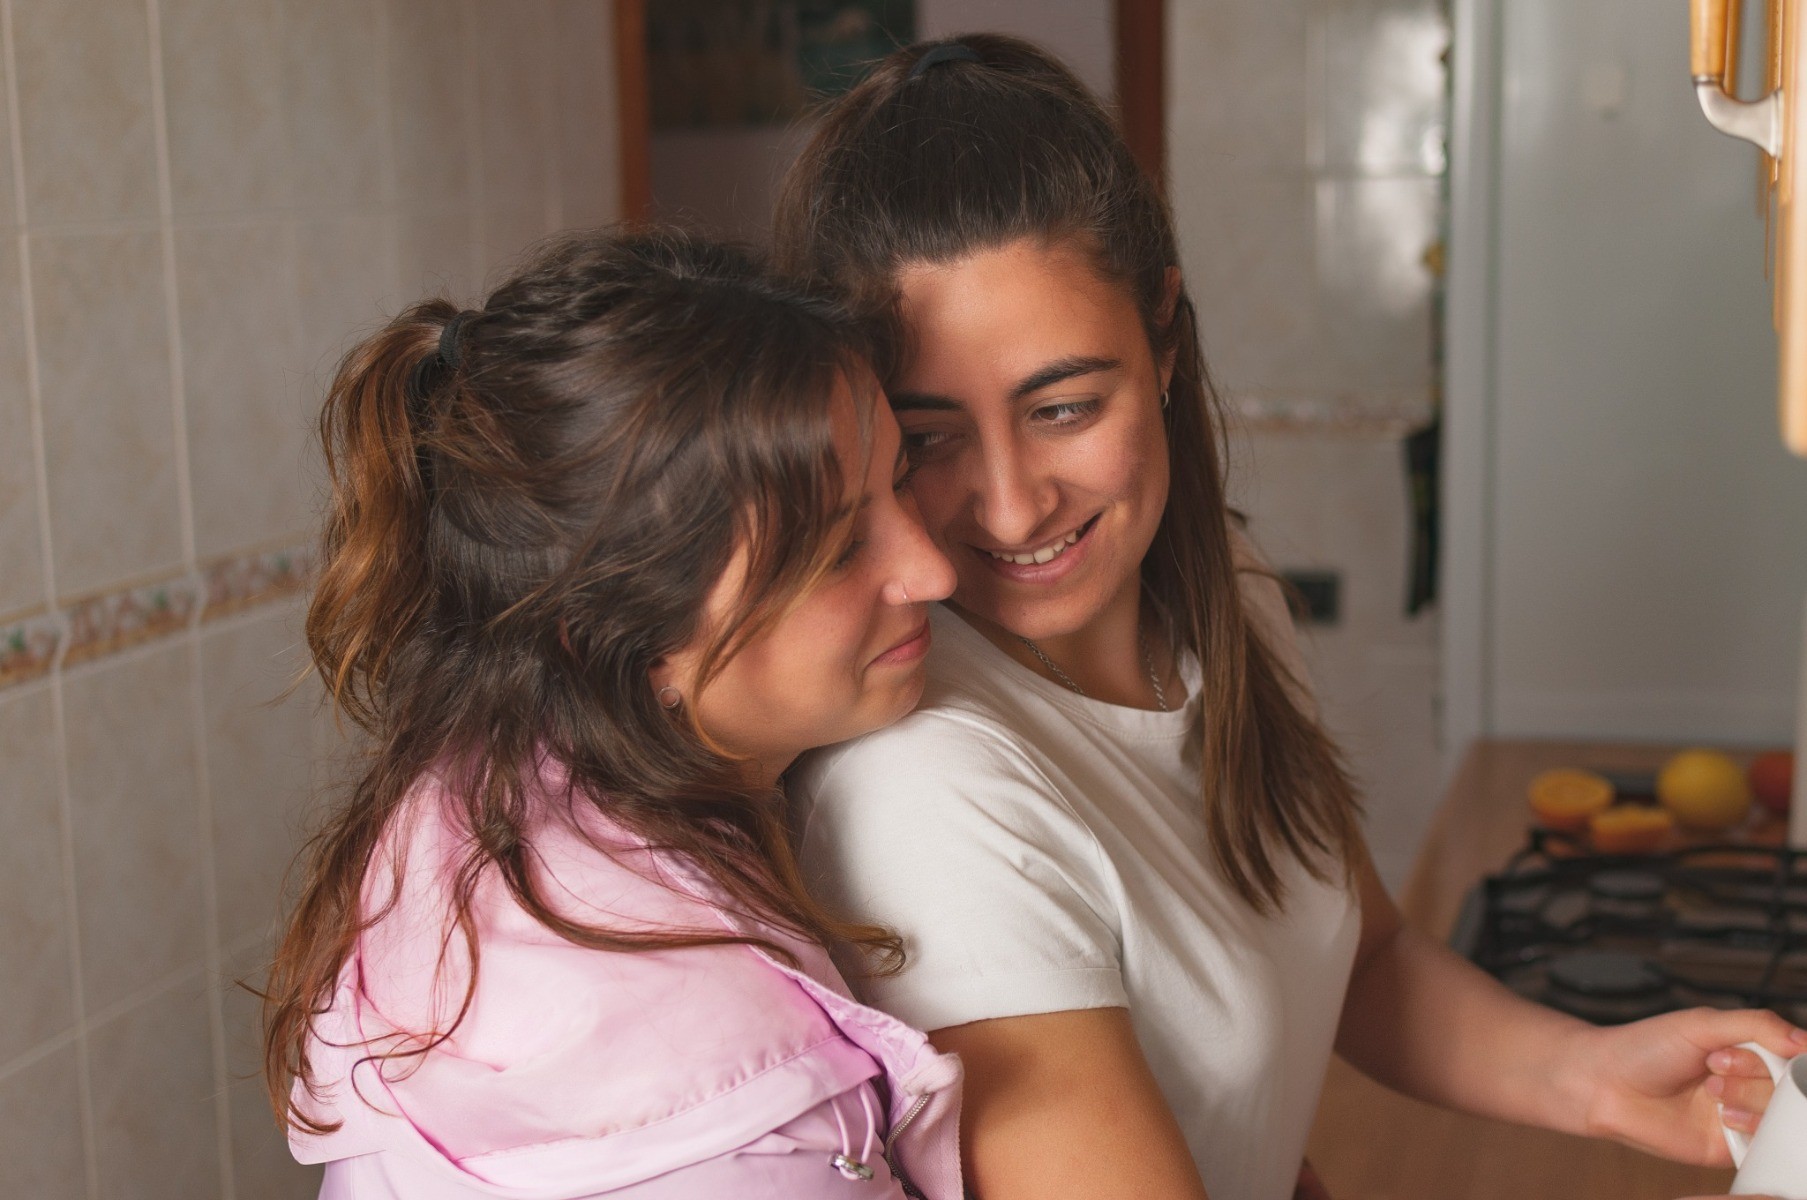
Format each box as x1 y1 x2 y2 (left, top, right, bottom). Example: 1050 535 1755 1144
931 1007 1210 1200
1336 847 1803 1162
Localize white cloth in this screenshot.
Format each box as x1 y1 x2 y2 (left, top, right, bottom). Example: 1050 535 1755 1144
791 563 1361 1200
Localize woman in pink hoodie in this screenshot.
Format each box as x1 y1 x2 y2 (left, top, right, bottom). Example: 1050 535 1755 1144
262 229 962 1199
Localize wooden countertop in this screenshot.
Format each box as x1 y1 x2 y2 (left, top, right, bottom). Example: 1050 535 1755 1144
1304 739 1751 1200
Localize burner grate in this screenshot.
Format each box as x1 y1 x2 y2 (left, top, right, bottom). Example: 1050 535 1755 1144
1452 832 1807 1024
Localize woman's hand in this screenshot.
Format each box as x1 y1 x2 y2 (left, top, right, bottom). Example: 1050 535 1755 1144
1569 1006 1807 1164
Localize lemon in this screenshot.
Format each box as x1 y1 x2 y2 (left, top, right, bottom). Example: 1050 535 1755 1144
1527 768 1614 830
1656 749 1752 831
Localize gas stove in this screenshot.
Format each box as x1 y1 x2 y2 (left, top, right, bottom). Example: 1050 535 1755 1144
1451 829 1807 1024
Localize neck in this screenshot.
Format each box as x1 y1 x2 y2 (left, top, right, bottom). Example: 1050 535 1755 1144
958 576 1178 710
748 753 794 794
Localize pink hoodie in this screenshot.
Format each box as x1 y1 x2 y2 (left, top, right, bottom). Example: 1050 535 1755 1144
288 765 963 1199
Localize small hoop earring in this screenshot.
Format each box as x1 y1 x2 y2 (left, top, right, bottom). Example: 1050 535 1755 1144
1160 389 1170 410
658 685 682 710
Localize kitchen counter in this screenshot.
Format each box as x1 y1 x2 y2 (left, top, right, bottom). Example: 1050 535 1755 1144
1304 738 1743 1200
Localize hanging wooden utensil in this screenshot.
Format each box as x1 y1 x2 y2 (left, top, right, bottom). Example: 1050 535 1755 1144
1693 0 1807 456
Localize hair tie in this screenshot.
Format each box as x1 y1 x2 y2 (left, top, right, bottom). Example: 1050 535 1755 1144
438 311 473 371
908 43 982 80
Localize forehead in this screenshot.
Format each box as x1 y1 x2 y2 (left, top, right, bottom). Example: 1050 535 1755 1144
826 366 899 477
894 238 1144 380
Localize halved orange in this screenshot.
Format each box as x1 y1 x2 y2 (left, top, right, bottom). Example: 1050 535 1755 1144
1588 804 1675 854
1527 768 1615 831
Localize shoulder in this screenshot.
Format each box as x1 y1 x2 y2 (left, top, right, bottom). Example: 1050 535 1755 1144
313 773 876 1185
791 702 1081 860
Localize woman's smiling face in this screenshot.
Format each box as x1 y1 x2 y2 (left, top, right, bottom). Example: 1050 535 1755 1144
890 238 1171 641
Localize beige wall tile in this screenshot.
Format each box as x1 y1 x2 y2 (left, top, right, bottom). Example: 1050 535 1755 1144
1314 177 1437 393
0 685 75 1065
474 0 555 210
0 48 18 227
13 0 159 225
176 220 309 559
480 205 556 283
552 0 622 228
1228 430 1332 568
1182 172 1320 398
394 209 481 306
160 0 291 216
222 944 321 1199
199 606 315 946
86 978 224 1200
281 0 387 210
0 235 43 614
32 230 183 598
294 215 397 385
62 642 206 1013
1315 0 1448 176
386 0 475 206
0 1043 88 1200
1168 0 1311 175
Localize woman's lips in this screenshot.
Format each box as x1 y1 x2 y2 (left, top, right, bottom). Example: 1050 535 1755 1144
871 620 932 667
973 514 1099 585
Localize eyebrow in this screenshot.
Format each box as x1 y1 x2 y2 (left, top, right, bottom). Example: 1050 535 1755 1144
889 354 1123 412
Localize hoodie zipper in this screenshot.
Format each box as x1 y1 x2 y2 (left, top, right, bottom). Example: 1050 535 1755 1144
882 1092 932 1199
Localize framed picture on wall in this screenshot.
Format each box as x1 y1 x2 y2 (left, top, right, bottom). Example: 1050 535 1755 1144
648 0 917 130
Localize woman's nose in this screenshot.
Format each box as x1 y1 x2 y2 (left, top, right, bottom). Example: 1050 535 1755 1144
971 442 1052 547
881 502 956 607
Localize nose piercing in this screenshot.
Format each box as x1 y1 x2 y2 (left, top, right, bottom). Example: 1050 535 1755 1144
899 582 911 603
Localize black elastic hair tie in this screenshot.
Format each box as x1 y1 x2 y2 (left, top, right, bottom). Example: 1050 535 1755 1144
407 311 471 417
438 311 472 371
908 43 982 80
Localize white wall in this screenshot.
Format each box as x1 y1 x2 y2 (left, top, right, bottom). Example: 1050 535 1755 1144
1447 0 1807 749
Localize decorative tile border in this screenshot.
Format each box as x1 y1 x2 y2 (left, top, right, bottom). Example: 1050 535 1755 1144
63 573 204 668
1228 390 1437 438
0 540 316 689
201 544 315 622
0 607 66 688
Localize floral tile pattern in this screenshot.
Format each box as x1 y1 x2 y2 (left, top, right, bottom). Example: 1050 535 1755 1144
61 573 204 669
200 543 314 623
0 541 315 689
0 608 66 688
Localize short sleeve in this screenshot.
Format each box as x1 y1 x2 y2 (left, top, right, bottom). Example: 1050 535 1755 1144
792 713 1128 1033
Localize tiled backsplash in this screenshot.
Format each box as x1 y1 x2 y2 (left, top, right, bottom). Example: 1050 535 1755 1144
1170 0 1450 885
0 1 622 1196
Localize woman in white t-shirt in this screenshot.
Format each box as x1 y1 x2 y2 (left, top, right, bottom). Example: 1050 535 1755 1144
775 34 1806 1200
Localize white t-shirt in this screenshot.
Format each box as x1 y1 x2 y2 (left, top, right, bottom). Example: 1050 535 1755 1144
790 567 1361 1200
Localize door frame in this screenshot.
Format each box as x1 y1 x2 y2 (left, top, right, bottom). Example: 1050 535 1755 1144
1441 0 1504 776
1115 0 1165 186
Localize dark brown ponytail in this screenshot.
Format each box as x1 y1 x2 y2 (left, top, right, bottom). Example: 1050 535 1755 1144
266 229 900 1135
775 35 1364 913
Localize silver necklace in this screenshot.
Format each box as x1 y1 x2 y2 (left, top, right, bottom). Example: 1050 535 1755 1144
1016 631 1171 712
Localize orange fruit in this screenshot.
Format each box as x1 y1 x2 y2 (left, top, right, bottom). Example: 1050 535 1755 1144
1528 768 1615 830
1748 750 1795 815
1657 749 1751 831
1589 805 1675 854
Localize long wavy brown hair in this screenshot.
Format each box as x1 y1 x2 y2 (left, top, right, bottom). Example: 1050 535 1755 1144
265 228 897 1134
774 35 1363 913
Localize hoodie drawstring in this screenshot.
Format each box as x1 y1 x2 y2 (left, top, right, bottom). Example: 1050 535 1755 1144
827 1084 879 1182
